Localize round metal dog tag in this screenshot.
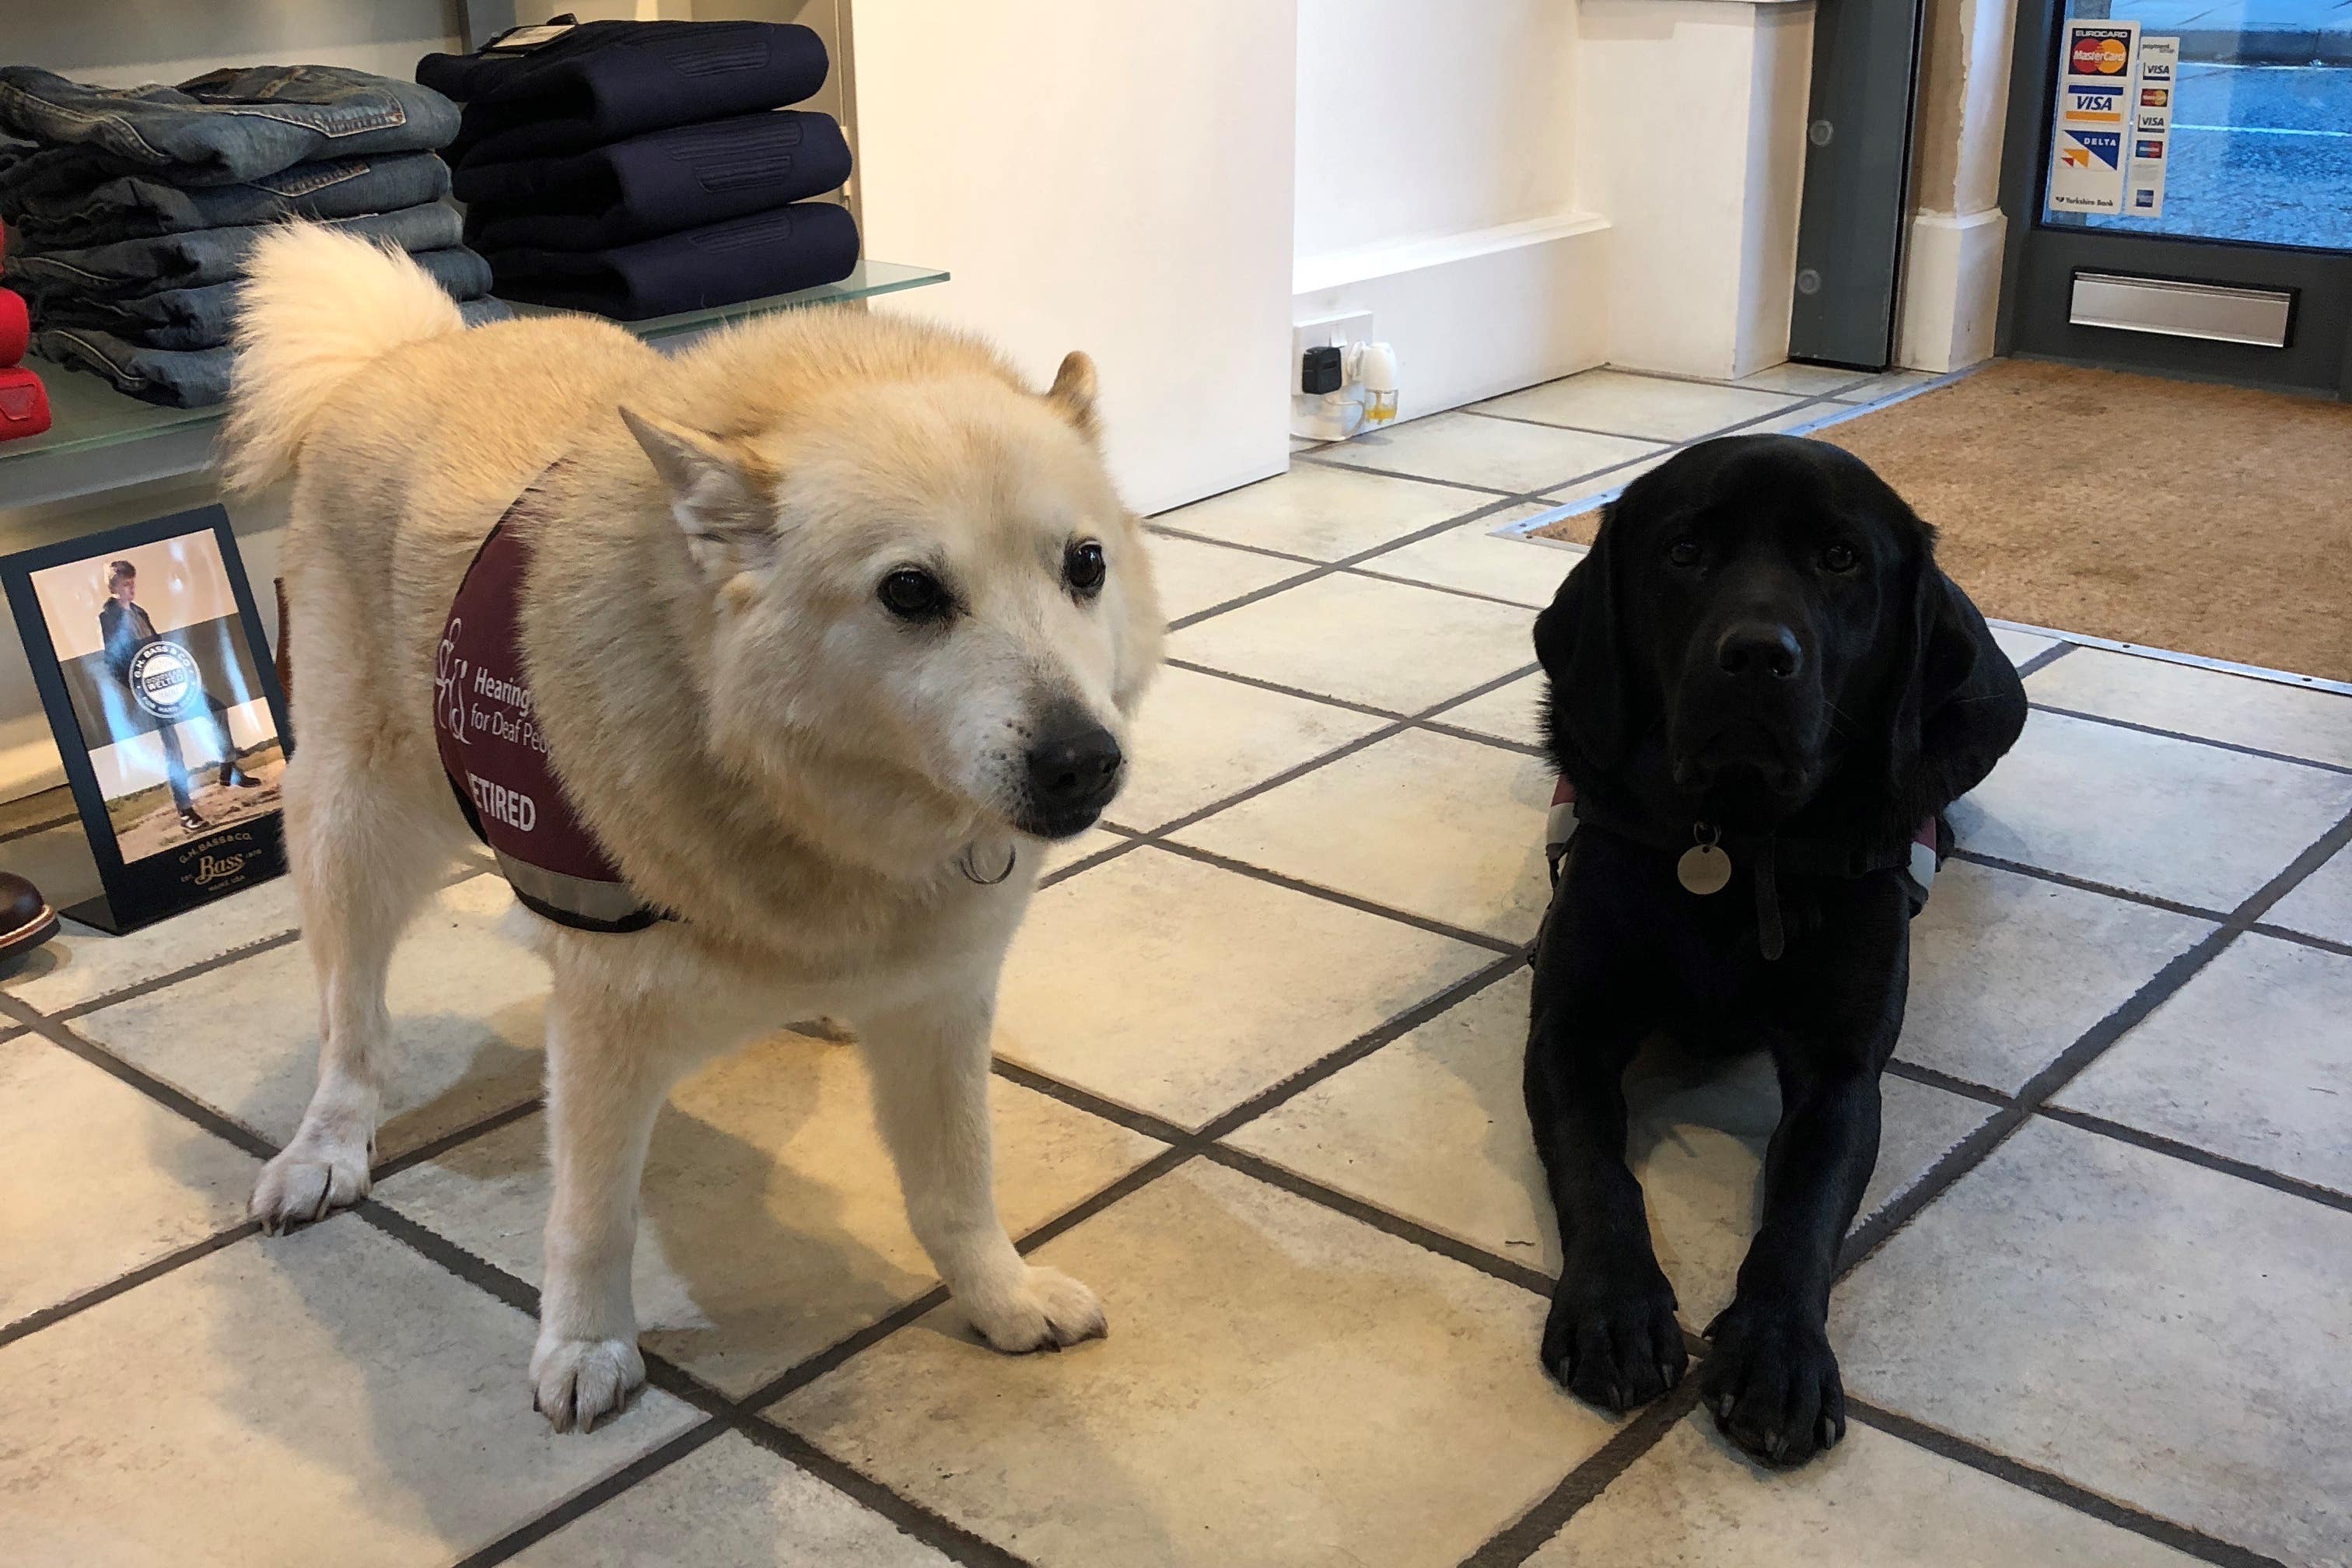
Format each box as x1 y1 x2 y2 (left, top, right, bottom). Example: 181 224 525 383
1677 843 1732 895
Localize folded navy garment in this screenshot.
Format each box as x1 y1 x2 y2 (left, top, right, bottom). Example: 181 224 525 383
456 110 849 251
418 20 828 163
5 201 461 300
36 297 509 408
39 246 493 351
485 199 857 321
0 65 459 186
0 144 452 247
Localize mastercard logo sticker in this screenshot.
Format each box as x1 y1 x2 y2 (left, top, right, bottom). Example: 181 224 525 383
2071 35 2130 75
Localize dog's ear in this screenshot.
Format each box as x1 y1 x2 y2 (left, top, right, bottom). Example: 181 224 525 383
1886 558 2028 810
621 406 779 578
1045 352 1100 441
1534 507 1634 774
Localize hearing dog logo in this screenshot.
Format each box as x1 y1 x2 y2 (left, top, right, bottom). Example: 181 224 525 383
436 621 471 744
128 640 201 719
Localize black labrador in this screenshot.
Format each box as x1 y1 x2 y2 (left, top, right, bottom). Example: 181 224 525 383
1526 434 2025 1466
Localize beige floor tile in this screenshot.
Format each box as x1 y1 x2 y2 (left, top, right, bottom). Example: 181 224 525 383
1832 1117 2352 1568
1474 369 1803 442
1832 369 1942 403
1733 362 1876 396
1536 449 1674 520
1903 859 2214 1093
2057 936 2352 1193
1171 728 1552 942
75 875 545 1160
0 1220 699 1568
1234 971 1990 1322
1153 464 1493 562
1440 670 1549 748
1142 532 1307 623
995 845 1493 1129
1316 409 1663 493
1168 572 1537 715
0 819 102 917
1992 625 2063 668
1948 710 2352 912
1105 663 1388 832
2029 648 2352 768
2 873 301 1016
379 1030 1160 1397
0 1036 259 1328
773 1160 1621 1568
2266 842 2352 943
505 1431 947 1566
1354 504 1576 608
1534 1411 2203 1566
1036 827 1129 879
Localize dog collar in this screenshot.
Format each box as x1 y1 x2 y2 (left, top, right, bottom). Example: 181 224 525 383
434 472 675 933
1545 778 1939 961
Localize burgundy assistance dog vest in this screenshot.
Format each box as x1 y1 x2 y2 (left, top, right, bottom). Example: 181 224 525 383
433 485 667 933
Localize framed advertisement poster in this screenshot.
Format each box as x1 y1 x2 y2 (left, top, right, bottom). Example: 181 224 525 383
2 505 290 933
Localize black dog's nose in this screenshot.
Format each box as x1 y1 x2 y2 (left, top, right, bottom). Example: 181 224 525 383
1715 622 1804 681
1026 722 1123 810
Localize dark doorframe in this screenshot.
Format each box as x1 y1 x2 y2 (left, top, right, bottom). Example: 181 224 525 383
1787 0 1930 369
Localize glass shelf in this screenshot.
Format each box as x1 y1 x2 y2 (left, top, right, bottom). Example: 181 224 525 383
0 260 950 509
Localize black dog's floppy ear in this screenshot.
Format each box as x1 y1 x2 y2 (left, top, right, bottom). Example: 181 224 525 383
1535 506 1634 773
1888 561 2028 810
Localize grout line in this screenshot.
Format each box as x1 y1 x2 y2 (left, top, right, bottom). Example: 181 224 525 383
990 1059 1192 1143
371 1096 546 1183
1945 849 2231 923
736 1416 1039 1568
1416 719 1548 758
1162 563 1330 633
2028 702 2352 778
2010 640 2077 680
1143 837 1523 956
52 926 305 1021
446 1421 732 1568
2247 920 2352 958
1881 1056 2011 1108
0 1219 261 1351
1339 564 1551 614
2033 1104 2352 1214
1846 1401 2294 1568
1288 451 1524 499
0 809 79 845
1459 1377 1706 1568
1159 657 1406 721
1144 520 1326 567
0 992 275 1159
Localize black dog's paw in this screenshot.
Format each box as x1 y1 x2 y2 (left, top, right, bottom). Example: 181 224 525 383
1542 1274 1686 1413
1701 1300 1846 1467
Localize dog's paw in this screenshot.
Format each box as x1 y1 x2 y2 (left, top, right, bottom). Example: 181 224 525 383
249 1136 371 1232
530 1334 646 1433
1542 1273 1686 1412
962 1265 1107 1353
1701 1300 1846 1467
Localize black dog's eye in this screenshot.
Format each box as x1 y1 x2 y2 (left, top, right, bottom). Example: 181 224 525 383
879 568 950 621
1665 537 1702 569
1065 538 1107 597
1821 541 1859 573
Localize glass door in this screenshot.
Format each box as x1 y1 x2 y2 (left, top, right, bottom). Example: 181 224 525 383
1997 1 2352 396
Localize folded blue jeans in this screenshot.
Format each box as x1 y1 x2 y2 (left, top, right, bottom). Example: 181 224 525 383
457 110 849 251
418 20 827 163
5 201 461 300
36 296 512 408
483 199 857 320
0 144 452 247
0 65 459 185
40 246 493 350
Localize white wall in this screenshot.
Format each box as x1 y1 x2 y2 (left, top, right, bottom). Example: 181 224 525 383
848 1 1297 519
1292 0 1607 424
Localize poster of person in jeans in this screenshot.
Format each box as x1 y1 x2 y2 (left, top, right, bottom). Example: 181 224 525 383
28 528 283 861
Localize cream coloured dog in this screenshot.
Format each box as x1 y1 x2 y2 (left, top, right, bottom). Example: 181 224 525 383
226 226 1161 1431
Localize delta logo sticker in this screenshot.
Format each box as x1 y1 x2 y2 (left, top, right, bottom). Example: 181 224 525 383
2070 29 2133 75
2060 130 2123 170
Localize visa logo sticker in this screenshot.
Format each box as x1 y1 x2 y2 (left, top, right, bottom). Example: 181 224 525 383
2067 87 2125 122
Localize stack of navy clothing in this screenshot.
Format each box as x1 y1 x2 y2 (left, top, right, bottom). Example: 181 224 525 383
418 19 859 322
0 65 502 407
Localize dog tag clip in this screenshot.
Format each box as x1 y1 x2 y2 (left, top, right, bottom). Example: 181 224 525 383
1677 826 1731 896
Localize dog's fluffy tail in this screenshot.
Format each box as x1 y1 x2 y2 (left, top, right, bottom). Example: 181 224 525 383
223 223 467 494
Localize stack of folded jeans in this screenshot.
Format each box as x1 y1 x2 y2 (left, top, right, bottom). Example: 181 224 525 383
418 19 859 322
0 64 504 408
0 230 47 440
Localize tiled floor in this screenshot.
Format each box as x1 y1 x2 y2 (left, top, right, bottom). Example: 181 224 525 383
4 362 2348 1568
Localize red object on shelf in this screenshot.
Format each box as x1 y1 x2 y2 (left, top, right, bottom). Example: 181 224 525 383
0 289 27 366
0 365 52 441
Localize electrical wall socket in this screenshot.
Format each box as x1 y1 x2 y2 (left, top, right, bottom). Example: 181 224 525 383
1291 311 1375 441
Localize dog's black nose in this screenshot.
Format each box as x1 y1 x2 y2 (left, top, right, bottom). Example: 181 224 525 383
1026 722 1123 810
1715 622 1804 681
